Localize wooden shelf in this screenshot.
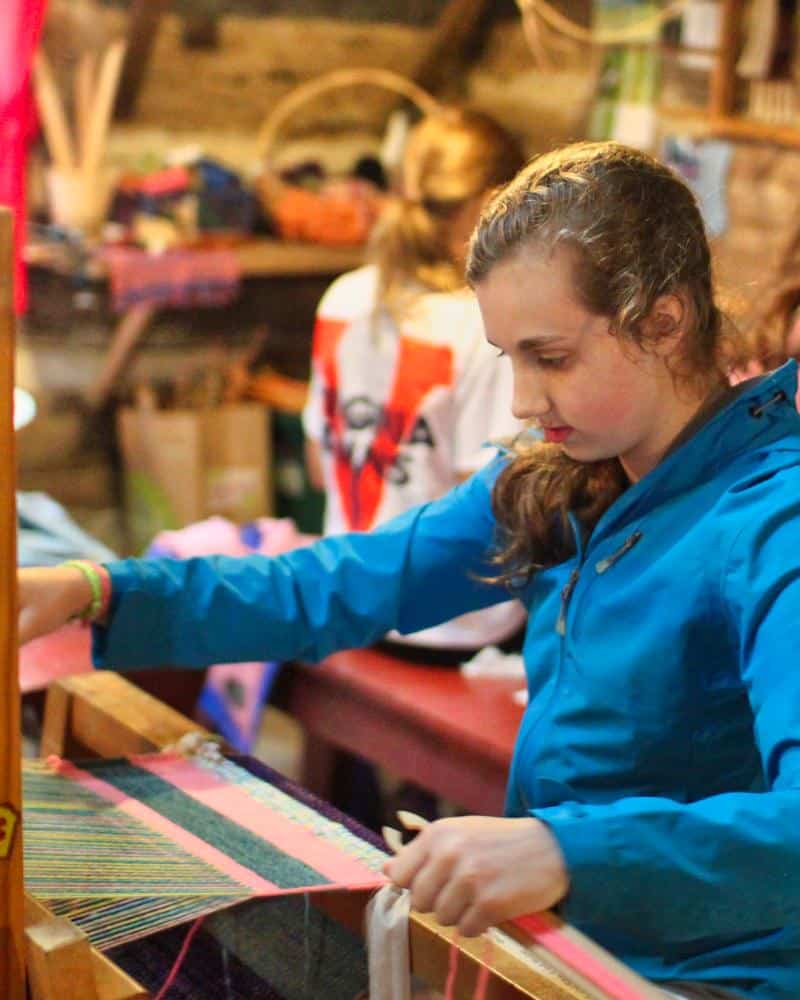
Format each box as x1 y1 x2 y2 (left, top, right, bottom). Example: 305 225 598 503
25 237 364 280
707 114 800 147
659 103 800 147
661 0 800 149
233 238 363 276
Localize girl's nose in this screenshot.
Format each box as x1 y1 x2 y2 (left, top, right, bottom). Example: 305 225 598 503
512 374 550 422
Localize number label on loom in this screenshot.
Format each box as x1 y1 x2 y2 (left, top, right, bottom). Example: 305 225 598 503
0 804 19 858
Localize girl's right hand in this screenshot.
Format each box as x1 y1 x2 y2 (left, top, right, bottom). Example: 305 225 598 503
17 566 94 645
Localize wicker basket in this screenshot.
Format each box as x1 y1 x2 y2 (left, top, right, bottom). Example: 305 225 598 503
255 68 441 247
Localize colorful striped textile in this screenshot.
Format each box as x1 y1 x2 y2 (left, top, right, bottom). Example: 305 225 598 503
23 751 387 951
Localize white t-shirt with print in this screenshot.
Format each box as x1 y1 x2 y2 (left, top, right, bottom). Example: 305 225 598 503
303 265 526 649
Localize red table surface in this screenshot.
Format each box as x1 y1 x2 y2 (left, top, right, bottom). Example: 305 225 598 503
303 648 525 768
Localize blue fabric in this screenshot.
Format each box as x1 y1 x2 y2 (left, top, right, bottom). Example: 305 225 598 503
94 361 800 998
17 491 117 567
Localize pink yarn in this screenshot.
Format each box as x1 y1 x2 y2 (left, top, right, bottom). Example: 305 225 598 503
153 915 206 1000
443 932 493 1000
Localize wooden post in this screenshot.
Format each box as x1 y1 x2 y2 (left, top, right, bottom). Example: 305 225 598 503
115 0 170 120
25 919 99 1000
709 0 744 117
0 208 25 996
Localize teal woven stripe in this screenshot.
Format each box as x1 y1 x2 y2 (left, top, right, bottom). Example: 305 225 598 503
86 759 332 890
206 757 386 872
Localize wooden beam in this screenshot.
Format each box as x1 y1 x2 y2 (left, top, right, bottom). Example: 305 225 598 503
0 207 25 998
25 918 99 1000
413 0 493 94
709 0 745 116
41 671 211 759
115 0 170 121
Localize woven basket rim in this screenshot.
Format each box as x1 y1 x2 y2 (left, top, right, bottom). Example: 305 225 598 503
256 67 441 202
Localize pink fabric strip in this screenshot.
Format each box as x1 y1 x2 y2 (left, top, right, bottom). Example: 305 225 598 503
513 912 649 1000
131 754 387 891
49 756 279 895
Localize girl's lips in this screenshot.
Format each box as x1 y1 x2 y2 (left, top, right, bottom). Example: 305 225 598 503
543 426 573 444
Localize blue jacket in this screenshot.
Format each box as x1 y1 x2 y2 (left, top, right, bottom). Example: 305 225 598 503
95 362 800 998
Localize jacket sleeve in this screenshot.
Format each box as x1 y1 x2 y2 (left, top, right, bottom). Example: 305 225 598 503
92 458 510 671
532 493 800 942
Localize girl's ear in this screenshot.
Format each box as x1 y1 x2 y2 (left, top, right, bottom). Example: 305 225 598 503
643 292 690 353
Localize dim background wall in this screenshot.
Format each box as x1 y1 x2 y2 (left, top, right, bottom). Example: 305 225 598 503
19 0 800 552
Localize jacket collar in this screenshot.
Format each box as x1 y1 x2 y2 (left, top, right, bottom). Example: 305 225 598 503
587 361 800 545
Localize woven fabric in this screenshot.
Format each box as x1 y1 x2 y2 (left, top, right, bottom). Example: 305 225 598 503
108 896 370 1000
104 246 241 312
23 752 386 950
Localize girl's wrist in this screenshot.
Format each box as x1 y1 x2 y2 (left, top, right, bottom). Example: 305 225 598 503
61 560 112 624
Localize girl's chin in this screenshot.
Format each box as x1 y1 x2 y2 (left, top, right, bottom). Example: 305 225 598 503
559 438 614 462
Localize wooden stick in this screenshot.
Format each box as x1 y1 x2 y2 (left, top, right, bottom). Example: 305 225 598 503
85 302 157 412
32 51 76 171
74 52 96 168
81 40 127 186
0 209 25 999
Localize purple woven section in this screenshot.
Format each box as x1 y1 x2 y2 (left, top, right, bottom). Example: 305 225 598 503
109 923 285 999
232 754 387 852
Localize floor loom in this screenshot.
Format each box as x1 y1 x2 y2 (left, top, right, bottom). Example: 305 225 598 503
0 206 664 999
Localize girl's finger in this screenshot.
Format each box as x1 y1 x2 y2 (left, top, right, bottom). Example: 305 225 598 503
408 855 451 914
383 832 429 887
457 902 491 939
431 874 474 928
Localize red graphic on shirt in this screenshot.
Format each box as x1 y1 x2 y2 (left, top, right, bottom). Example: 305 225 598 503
314 316 453 530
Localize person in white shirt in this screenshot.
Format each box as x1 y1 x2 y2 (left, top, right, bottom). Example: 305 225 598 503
303 108 528 661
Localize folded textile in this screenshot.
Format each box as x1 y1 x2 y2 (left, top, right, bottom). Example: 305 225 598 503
460 645 525 679
104 246 241 313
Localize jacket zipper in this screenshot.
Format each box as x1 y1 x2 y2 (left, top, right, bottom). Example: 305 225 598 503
555 526 643 634
555 513 584 636
555 569 580 636
595 530 643 574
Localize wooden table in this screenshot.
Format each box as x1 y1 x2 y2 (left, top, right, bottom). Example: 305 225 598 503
275 647 525 816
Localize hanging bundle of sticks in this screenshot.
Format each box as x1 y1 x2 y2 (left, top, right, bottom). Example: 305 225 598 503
32 41 127 233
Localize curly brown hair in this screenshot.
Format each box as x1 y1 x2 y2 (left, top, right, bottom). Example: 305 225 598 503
740 277 800 371
465 141 728 585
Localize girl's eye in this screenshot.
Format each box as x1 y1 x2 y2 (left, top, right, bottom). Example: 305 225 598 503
494 349 506 359
538 355 568 369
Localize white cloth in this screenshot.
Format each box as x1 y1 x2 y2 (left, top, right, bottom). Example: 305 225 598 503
461 645 526 679
303 266 526 649
366 883 412 1000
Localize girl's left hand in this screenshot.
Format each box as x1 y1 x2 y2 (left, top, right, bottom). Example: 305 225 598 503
383 815 569 937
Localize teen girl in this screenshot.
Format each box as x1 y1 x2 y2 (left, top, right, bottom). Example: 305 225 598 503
303 108 526 659
19 142 800 998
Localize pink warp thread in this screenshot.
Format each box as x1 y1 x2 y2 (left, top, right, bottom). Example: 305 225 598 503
443 932 493 1000
154 915 206 1000
444 933 460 1000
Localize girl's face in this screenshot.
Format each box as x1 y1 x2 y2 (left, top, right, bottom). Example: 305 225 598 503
475 246 702 482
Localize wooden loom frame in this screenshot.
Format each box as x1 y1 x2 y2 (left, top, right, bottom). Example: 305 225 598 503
0 205 662 998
